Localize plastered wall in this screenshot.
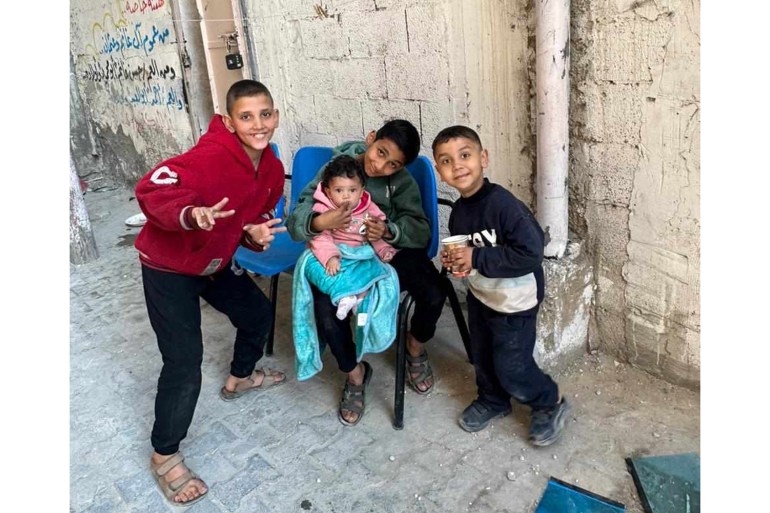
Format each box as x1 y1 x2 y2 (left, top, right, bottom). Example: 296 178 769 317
70 0 193 185
570 0 700 388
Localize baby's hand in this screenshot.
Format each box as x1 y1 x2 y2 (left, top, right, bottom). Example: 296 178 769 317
326 257 341 276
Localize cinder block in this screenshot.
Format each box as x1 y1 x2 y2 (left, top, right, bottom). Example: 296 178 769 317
586 142 639 206
343 9 408 57
405 3 447 55
592 16 673 83
418 100 452 147
313 95 363 138
286 94 320 133
582 83 643 145
298 131 340 150
386 52 449 101
361 99 420 133
288 58 338 96
333 58 387 99
299 17 349 58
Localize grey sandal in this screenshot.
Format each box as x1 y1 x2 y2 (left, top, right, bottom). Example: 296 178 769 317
338 361 373 427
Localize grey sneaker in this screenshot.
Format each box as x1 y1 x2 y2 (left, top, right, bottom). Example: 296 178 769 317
459 400 512 433
528 398 572 447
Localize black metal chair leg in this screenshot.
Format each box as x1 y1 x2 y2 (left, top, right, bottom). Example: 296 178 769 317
266 274 280 356
440 270 472 364
393 294 414 430
445 285 472 364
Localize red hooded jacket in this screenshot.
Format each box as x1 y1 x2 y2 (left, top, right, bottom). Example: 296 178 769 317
134 115 284 276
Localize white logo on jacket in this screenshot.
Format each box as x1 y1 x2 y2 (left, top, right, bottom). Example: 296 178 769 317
471 229 497 247
150 166 178 185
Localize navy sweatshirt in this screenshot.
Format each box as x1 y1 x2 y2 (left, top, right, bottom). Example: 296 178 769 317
448 179 545 313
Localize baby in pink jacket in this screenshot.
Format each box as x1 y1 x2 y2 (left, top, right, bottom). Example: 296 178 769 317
310 154 397 319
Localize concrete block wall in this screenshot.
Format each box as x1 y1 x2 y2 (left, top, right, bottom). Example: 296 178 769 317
570 0 700 388
243 0 532 209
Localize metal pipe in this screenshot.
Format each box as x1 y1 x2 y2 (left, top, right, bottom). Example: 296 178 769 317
535 0 570 258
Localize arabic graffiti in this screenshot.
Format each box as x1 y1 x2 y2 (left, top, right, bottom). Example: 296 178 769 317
100 22 171 57
82 56 177 83
128 83 185 110
125 0 166 15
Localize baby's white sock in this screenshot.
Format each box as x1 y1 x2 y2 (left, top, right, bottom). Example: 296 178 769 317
336 295 358 320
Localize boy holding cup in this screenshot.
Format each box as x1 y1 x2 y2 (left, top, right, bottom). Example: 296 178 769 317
433 126 572 447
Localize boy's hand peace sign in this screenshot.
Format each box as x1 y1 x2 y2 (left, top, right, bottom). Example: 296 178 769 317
243 218 288 251
192 197 236 231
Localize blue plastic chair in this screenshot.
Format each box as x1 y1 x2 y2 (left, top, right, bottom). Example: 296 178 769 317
393 156 472 429
235 145 334 355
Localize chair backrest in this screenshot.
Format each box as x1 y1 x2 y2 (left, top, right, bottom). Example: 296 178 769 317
288 146 335 213
404 156 440 259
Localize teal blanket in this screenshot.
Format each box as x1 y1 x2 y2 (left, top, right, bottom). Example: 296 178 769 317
292 244 400 381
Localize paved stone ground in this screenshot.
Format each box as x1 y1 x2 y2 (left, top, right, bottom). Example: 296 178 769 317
70 188 700 513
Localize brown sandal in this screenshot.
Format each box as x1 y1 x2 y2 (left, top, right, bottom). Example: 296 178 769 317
150 452 208 507
219 367 287 401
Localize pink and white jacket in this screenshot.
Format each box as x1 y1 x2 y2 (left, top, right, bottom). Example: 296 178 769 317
310 182 397 266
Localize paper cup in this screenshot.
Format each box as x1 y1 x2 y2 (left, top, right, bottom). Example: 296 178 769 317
441 235 471 277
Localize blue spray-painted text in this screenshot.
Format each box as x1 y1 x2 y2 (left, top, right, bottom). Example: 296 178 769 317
101 22 171 57
128 83 184 110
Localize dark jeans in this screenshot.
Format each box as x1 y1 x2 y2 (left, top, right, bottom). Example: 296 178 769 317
466 292 559 413
311 247 449 373
142 263 272 455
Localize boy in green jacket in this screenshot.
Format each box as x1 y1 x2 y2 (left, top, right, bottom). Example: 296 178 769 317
287 119 448 425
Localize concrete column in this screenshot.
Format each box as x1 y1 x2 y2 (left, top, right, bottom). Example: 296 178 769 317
535 0 570 258
70 154 98 264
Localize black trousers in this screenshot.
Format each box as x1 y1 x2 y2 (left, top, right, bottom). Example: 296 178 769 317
466 292 559 413
142 263 272 455
311 247 449 373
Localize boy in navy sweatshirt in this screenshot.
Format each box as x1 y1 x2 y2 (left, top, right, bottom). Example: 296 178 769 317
432 125 572 447
135 80 287 505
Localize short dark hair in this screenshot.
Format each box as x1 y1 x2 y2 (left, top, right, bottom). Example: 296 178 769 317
225 80 273 115
375 119 421 165
431 125 483 153
321 155 366 188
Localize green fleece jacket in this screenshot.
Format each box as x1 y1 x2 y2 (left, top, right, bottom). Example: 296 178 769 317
286 141 430 249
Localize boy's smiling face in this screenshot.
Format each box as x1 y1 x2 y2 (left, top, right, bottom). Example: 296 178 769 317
223 94 279 162
361 131 406 178
433 136 488 197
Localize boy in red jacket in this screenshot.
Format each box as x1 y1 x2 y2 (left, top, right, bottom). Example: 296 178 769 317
135 80 287 506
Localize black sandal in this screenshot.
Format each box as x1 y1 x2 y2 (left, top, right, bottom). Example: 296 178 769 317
406 350 435 395
338 361 373 427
